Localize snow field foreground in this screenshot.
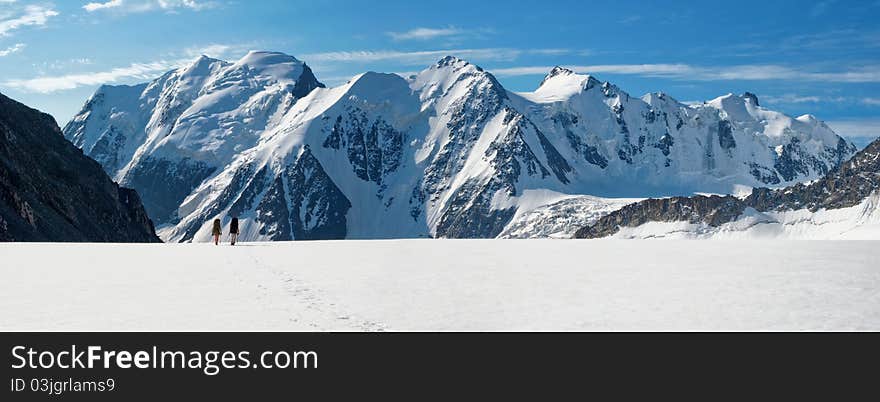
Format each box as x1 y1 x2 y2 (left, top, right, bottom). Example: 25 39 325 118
2 240 879 331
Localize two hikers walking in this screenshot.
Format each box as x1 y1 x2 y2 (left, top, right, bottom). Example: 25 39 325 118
211 216 240 246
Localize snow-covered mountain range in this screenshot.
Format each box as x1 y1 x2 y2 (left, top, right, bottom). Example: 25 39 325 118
575 137 880 239
63 51 856 241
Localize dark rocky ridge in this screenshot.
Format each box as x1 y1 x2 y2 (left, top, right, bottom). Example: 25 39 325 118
575 137 880 238
0 92 159 242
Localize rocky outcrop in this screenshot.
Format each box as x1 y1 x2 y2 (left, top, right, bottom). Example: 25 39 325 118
574 137 880 238
0 92 159 242
574 195 746 238
745 137 880 212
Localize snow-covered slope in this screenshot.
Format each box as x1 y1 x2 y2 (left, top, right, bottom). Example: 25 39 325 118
4 240 879 330
65 54 856 241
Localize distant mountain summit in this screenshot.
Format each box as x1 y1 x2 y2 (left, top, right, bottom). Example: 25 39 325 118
63 51 856 241
0 92 159 242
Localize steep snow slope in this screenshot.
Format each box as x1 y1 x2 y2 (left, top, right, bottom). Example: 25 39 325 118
3 241 879 330
65 54 855 241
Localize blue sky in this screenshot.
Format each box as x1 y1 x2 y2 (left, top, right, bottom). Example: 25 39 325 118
1 0 878 143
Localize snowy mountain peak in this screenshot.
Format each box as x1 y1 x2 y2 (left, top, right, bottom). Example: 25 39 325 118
180 54 226 75
706 92 756 117
344 71 416 106
435 55 474 69
546 65 575 78
742 91 759 106
236 50 302 66
795 114 838 135
411 57 506 104
528 67 599 102
426 56 496 81
708 92 761 109
230 50 311 84
641 91 682 106
796 114 820 125
190 54 223 65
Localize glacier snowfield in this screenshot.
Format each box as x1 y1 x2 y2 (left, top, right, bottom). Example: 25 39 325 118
2 240 878 331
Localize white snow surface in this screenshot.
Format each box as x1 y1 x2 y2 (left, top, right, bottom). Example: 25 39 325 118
2 240 878 331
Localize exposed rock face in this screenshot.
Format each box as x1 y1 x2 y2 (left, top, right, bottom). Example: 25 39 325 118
284 146 352 240
574 195 746 238
574 138 880 238
321 106 405 189
0 92 159 242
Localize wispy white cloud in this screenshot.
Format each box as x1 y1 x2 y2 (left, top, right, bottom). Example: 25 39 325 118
810 0 836 17
826 119 880 138
2 42 250 92
0 5 58 37
82 0 218 14
619 15 643 24
387 26 464 41
491 64 694 77
490 63 880 83
158 0 217 11
30 57 94 75
0 42 24 56
722 29 880 58
763 94 831 104
83 0 124 12
2 60 182 92
303 48 575 66
182 42 252 59
758 94 880 106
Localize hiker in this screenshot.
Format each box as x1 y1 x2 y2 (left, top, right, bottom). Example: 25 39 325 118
211 218 222 245
229 216 240 246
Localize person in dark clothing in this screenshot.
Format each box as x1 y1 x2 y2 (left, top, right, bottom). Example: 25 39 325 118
229 217 240 246
211 218 222 245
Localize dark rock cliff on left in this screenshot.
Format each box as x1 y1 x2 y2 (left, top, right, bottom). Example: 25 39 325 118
0 92 160 242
